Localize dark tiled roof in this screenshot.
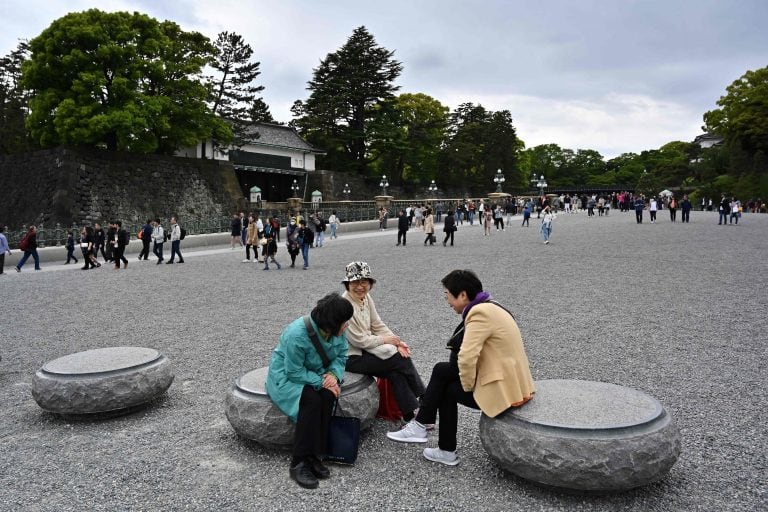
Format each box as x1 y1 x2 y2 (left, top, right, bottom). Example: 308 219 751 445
241 123 324 153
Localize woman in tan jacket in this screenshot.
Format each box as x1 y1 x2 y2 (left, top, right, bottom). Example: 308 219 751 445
244 214 259 262
387 269 535 466
422 207 435 245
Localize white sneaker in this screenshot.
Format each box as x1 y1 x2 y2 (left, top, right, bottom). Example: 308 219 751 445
242 259 250 263
386 420 428 443
423 447 459 466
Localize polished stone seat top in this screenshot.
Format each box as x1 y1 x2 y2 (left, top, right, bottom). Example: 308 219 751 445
42 347 161 375
479 379 681 492
32 346 174 417
511 379 663 430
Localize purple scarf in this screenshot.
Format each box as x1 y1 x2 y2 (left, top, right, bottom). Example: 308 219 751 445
462 291 491 319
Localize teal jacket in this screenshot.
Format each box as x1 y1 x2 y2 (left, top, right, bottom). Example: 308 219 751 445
266 316 348 422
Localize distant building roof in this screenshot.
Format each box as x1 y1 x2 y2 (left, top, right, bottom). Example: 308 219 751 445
241 123 325 154
693 133 724 148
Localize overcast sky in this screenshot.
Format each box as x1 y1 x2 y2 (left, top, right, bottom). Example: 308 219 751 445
1 0 766 158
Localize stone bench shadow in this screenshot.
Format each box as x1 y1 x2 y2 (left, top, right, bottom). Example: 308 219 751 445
31 346 174 419
225 367 379 450
479 379 681 493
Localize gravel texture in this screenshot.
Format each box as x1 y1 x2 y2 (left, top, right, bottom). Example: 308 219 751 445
1 210 766 511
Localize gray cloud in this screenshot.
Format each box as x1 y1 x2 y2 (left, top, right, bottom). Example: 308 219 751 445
2 0 766 157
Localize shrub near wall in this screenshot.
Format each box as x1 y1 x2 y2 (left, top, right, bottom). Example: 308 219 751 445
0 146 245 228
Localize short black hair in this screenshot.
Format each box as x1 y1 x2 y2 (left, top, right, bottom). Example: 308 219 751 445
311 292 354 334
441 269 483 301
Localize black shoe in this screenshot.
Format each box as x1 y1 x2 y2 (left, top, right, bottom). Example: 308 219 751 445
289 461 319 489
307 457 330 479
166 261 174 264
178 260 184 263
156 259 163 265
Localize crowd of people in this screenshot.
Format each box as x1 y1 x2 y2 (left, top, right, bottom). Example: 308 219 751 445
3 190 759 275
266 264 535 488
227 209 340 270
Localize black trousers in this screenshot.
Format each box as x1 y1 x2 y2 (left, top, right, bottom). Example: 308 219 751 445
0 253 4 274
415 362 478 452
139 239 151 260
346 351 425 419
397 229 407 245
669 208 677 221
293 386 336 465
170 240 183 262
682 210 690 222
442 231 454 246
636 210 643 223
114 246 128 267
153 242 164 261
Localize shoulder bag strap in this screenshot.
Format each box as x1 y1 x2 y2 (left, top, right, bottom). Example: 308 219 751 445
303 315 331 368
487 300 516 321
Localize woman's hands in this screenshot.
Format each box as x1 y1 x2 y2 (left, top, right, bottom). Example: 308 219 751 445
322 373 341 397
382 334 412 358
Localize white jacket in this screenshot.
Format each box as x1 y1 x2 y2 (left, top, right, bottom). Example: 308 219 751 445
152 225 164 243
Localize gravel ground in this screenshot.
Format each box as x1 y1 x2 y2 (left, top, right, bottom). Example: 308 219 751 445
1 210 766 511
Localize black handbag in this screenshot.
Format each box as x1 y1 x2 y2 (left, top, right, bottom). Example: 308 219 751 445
326 402 361 464
302 316 361 465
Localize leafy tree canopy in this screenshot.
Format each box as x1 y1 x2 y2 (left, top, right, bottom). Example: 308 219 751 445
704 66 768 157
207 31 266 150
292 26 402 175
0 40 32 154
22 9 230 153
368 92 448 187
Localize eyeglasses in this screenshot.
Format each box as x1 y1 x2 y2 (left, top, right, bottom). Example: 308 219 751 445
350 280 370 288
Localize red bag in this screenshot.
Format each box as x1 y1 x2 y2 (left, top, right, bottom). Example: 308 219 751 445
376 377 402 421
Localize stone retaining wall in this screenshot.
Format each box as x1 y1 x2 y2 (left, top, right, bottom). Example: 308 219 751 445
0 146 245 228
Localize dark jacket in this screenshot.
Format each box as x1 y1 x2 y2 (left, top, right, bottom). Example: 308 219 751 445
398 214 409 231
443 213 456 232
141 223 153 241
94 228 105 247
298 226 314 246
115 229 129 248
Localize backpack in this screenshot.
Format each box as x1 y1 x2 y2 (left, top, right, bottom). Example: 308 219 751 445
19 232 31 251
180 227 187 240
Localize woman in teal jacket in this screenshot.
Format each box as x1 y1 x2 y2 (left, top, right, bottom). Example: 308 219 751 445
266 292 354 490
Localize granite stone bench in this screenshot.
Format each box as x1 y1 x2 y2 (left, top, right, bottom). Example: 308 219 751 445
225 367 379 450
32 346 174 418
479 379 681 492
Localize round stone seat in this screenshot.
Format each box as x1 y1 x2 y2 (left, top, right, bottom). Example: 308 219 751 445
479 379 681 492
32 347 174 417
225 367 379 450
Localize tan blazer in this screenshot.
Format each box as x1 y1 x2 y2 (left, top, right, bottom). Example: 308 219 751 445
423 214 434 234
246 223 258 245
458 302 535 417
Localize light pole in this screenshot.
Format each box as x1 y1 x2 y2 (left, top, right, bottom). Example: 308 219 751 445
291 179 300 198
493 169 505 193
536 175 548 196
342 183 351 201
428 179 438 197
379 174 389 196
530 173 547 196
